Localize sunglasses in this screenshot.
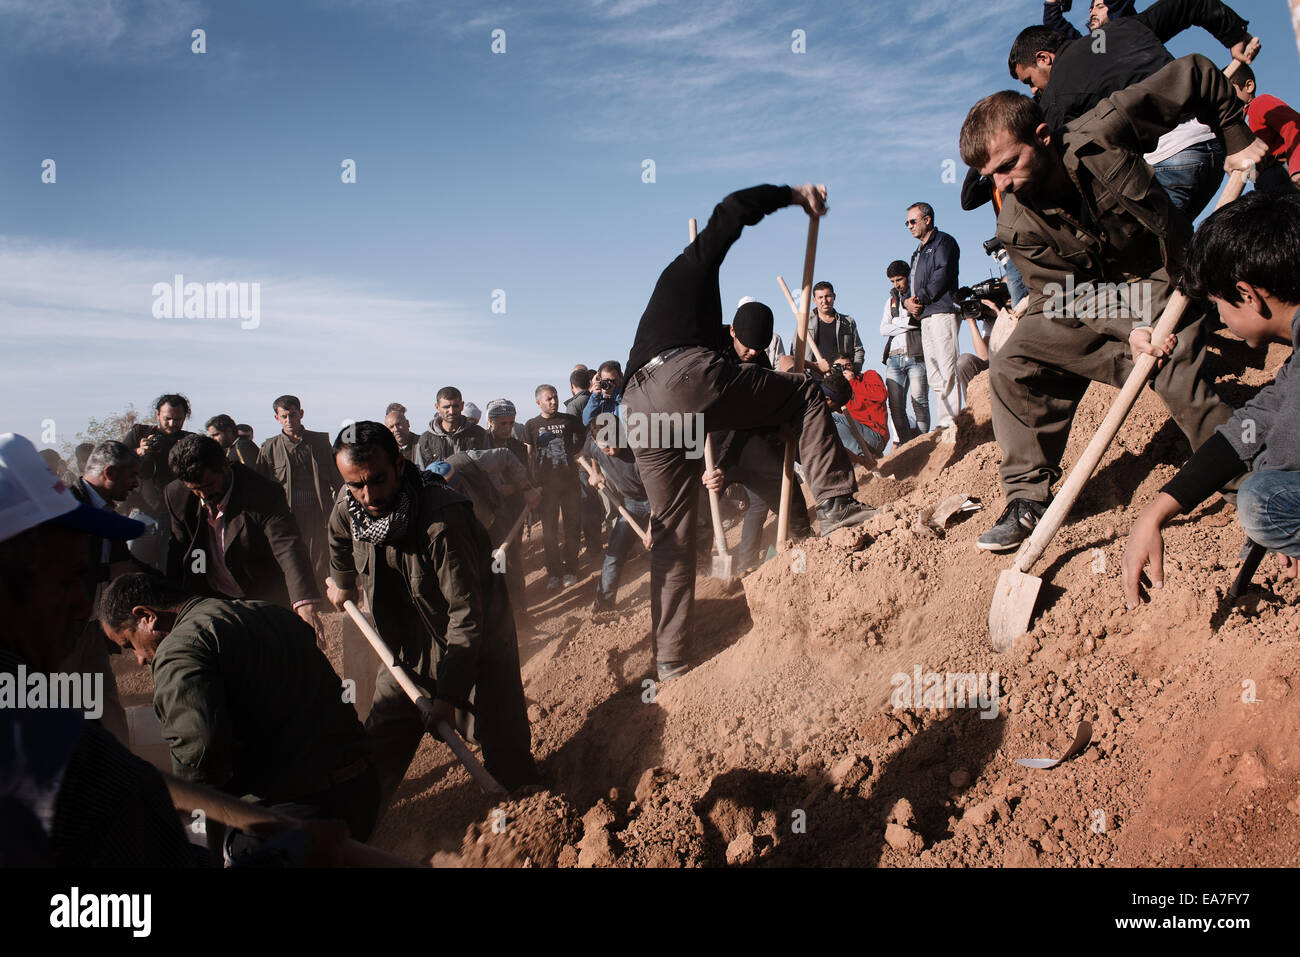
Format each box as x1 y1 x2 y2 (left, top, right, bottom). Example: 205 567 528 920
905 218 923 226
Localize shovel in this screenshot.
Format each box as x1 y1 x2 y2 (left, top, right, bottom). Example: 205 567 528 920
988 169 1248 651
702 435 735 581
333 589 508 796
777 274 825 365
163 772 421 867
578 455 653 550
777 210 821 545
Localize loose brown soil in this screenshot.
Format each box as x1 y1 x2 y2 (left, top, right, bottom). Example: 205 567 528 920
122 331 1300 866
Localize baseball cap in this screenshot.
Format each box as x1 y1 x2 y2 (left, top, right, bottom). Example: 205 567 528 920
0 433 146 543
425 460 460 487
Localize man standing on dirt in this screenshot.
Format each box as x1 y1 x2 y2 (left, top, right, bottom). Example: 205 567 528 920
958 55 1267 552
622 183 872 682
904 203 962 441
326 422 538 802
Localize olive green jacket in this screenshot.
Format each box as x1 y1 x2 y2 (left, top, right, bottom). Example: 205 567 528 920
997 54 1254 340
151 597 368 802
327 471 517 708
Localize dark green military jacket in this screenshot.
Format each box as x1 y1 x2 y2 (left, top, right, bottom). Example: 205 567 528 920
327 470 518 708
151 597 367 802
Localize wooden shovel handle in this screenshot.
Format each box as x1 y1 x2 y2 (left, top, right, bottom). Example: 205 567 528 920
163 774 420 867
1013 169 1247 574
578 456 652 547
1223 36 1259 79
777 213 820 545
341 600 507 797
777 275 824 363
703 437 731 561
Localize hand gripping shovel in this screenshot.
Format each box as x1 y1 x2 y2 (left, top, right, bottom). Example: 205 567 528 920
578 455 652 550
988 169 1248 651
703 435 735 581
689 215 736 580
333 589 508 796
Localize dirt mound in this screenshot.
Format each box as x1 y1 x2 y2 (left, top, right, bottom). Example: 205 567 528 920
364 331 1300 866
459 790 581 867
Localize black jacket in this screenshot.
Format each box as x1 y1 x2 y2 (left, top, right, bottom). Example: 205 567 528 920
1040 0 1249 132
626 185 792 380
165 464 320 607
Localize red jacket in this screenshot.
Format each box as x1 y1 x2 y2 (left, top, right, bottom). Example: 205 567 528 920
1247 94 1300 177
845 370 888 438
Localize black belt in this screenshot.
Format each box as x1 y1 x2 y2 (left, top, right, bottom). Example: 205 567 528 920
630 347 687 387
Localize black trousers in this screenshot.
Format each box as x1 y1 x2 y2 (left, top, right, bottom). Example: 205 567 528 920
538 481 582 577
623 347 854 668
364 652 538 804
730 433 813 568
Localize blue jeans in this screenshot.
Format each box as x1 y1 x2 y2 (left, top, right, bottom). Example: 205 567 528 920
884 354 930 443
596 497 652 604
833 412 886 458
1153 140 1225 221
1237 470 1300 558
1003 257 1028 306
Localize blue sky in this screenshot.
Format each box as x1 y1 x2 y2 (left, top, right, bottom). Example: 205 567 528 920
2 0 1295 450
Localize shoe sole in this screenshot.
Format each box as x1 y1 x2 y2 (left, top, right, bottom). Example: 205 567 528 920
975 538 1023 552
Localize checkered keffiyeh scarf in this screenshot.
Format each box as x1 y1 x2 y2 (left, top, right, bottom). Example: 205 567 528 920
346 467 434 545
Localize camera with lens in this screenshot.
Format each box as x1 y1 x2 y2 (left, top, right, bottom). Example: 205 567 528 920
955 277 1011 321
982 236 1010 269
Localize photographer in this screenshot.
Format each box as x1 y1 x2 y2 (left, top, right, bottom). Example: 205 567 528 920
580 361 624 552
122 393 194 570
581 361 625 427
829 357 889 468
954 277 1014 392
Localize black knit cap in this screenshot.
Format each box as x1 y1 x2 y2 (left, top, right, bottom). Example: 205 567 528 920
732 301 774 350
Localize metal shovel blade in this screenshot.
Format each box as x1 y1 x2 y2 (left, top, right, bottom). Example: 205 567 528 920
988 566 1042 653
711 551 735 582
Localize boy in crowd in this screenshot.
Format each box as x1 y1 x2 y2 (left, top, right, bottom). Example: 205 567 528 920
1124 192 1300 603
526 384 587 589
582 422 651 618
1229 65 1300 195
879 259 930 444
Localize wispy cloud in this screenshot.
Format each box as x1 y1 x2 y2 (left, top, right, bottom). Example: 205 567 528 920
0 0 206 59
0 237 563 441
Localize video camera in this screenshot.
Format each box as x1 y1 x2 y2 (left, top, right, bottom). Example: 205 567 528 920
955 277 1011 322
